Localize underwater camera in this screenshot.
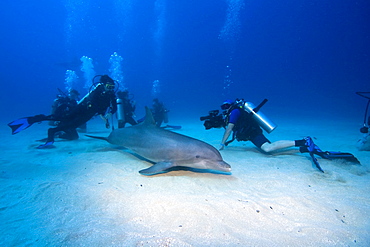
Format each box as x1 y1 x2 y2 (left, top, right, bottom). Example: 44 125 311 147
200 110 225 130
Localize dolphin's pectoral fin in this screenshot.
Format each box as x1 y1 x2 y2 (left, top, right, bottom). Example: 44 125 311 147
139 161 175 176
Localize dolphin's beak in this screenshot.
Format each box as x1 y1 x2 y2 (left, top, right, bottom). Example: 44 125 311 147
219 160 232 172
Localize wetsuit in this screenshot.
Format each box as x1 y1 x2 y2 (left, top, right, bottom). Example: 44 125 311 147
151 101 168 127
45 84 117 143
49 95 78 126
227 108 271 148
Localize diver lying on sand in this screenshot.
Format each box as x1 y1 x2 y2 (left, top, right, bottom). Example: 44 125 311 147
201 98 360 173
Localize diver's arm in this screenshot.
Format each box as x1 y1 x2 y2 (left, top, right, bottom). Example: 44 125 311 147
109 94 118 114
100 114 110 129
219 123 234 150
111 100 118 114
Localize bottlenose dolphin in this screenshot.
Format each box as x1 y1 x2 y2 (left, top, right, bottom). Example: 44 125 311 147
86 107 231 176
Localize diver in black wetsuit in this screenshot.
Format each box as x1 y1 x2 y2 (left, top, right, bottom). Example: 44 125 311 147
38 74 117 148
136 98 181 129
49 88 80 127
151 98 168 127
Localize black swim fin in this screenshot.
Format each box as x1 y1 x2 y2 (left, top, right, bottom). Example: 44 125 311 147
300 146 361 171
319 151 361 164
8 114 53 135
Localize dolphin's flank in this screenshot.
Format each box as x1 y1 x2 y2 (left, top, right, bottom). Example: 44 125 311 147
86 107 231 175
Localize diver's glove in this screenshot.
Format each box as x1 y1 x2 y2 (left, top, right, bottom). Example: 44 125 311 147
100 114 111 129
105 113 112 119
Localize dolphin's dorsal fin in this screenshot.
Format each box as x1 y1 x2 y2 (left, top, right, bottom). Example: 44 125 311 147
143 106 156 126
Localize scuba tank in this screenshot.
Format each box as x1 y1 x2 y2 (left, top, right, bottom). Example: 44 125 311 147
116 98 125 123
77 75 116 107
77 84 100 106
163 110 169 123
243 99 277 133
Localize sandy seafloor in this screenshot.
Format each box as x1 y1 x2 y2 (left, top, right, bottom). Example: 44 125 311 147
0 115 369 247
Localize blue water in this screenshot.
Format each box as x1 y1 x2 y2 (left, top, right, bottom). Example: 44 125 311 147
0 0 369 122
1 1 370 245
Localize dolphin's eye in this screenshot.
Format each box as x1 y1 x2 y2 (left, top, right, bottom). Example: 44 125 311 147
195 155 200 158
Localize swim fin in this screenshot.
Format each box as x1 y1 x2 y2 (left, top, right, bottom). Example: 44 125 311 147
300 145 361 171
299 138 326 172
318 151 361 164
309 152 325 173
8 114 53 135
37 141 55 149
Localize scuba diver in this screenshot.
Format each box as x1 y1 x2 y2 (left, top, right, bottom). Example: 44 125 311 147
219 99 315 152
201 98 359 172
356 91 370 151
116 90 138 128
151 98 169 127
8 75 118 149
136 98 181 129
49 88 80 126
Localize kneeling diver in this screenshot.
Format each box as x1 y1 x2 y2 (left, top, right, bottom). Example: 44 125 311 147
8 75 117 148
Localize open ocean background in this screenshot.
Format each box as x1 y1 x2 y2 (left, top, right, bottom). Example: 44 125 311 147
0 0 369 124
1 1 370 246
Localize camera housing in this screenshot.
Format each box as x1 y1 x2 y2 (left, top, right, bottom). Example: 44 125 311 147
360 126 369 134
200 110 225 130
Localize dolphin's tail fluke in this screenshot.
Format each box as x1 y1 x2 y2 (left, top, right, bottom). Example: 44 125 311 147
85 135 109 141
8 114 54 135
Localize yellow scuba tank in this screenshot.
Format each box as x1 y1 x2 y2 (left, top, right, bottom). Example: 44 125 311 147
243 99 277 133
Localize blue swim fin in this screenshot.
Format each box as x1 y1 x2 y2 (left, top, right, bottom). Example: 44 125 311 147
300 145 361 172
8 117 31 134
8 114 53 135
299 137 325 172
37 141 55 149
309 152 325 173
